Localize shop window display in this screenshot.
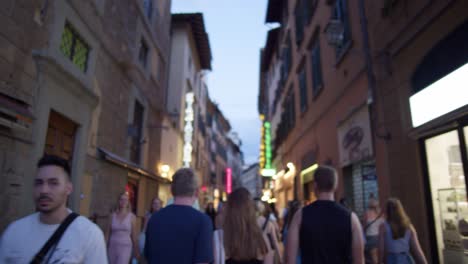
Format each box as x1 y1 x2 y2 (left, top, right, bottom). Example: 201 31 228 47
425 130 467 263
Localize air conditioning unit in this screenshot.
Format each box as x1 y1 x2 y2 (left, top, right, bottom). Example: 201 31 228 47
0 93 33 131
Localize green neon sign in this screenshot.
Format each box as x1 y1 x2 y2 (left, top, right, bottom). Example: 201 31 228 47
264 122 272 169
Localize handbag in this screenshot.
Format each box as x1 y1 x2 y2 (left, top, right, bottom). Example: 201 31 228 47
30 212 79 264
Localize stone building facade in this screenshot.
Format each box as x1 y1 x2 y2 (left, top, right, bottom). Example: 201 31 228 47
0 0 172 232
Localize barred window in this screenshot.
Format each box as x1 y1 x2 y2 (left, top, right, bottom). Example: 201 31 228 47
59 22 90 72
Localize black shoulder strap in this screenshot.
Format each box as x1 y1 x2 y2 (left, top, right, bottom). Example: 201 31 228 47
364 213 383 232
31 212 79 264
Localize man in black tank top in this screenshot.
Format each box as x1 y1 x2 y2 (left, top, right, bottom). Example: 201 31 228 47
285 166 364 264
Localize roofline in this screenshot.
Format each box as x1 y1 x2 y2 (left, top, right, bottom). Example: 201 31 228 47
172 13 212 70
265 0 284 23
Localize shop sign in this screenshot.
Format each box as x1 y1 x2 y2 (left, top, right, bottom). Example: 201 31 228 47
338 106 373 167
183 92 195 167
410 62 468 127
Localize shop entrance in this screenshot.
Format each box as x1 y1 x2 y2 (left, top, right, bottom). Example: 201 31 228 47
424 125 468 263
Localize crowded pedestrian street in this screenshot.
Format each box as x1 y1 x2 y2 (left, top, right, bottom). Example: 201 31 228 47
0 0 468 263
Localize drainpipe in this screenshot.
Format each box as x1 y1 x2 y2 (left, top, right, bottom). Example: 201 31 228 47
358 0 390 141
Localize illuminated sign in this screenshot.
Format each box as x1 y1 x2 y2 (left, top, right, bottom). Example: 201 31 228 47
261 168 276 177
300 163 318 177
259 122 265 168
264 122 272 169
410 62 468 127
226 168 232 194
183 92 195 167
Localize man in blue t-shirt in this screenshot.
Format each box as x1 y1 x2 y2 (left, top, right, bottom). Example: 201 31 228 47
145 168 213 264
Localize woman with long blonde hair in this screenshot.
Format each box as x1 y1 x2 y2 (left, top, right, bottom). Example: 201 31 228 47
378 198 427 264
106 192 140 263
223 188 272 264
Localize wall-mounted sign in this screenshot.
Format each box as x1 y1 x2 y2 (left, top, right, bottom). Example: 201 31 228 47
183 92 195 167
259 120 265 169
226 168 232 194
410 62 468 127
337 106 373 167
264 122 272 169
261 168 276 177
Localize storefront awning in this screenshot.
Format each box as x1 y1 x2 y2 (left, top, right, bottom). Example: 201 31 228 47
98 147 171 184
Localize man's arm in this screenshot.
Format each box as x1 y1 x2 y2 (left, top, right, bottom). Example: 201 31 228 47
285 209 302 264
351 212 365 264
194 215 214 264
85 225 109 263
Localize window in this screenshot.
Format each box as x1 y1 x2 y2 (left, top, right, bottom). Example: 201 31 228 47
294 0 317 46
143 0 153 19
287 91 296 129
130 100 144 164
310 38 323 95
59 22 90 72
298 66 308 112
332 0 351 56
304 0 317 24
138 39 149 67
281 35 292 85
273 90 296 154
295 2 304 45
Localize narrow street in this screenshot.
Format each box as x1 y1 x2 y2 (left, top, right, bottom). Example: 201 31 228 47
0 0 468 263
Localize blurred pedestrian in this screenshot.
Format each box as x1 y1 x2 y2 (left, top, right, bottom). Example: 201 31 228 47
281 200 302 264
0 155 107 263
286 165 364 264
106 192 140 264
224 187 272 264
378 198 427 264
205 202 217 230
139 197 162 254
257 201 282 264
145 168 213 263
363 198 383 264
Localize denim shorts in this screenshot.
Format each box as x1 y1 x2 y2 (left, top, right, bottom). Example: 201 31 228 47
387 252 415 264
365 235 379 250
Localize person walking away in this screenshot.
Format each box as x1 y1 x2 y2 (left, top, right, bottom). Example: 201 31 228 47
144 168 213 264
257 201 282 263
0 155 107 263
224 187 272 264
378 198 427 264
205 202 217 230
106 192 140 264
139 197 162 254
213 202 225 264
281 200 302 264
285 165 365 264
363 198 384 264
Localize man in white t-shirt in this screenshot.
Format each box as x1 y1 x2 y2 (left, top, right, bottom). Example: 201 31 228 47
0 155 107 263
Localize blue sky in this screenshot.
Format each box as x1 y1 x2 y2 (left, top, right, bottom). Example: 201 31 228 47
172 0 272 165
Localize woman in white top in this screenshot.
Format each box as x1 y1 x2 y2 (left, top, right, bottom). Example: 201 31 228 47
363 198 384 264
